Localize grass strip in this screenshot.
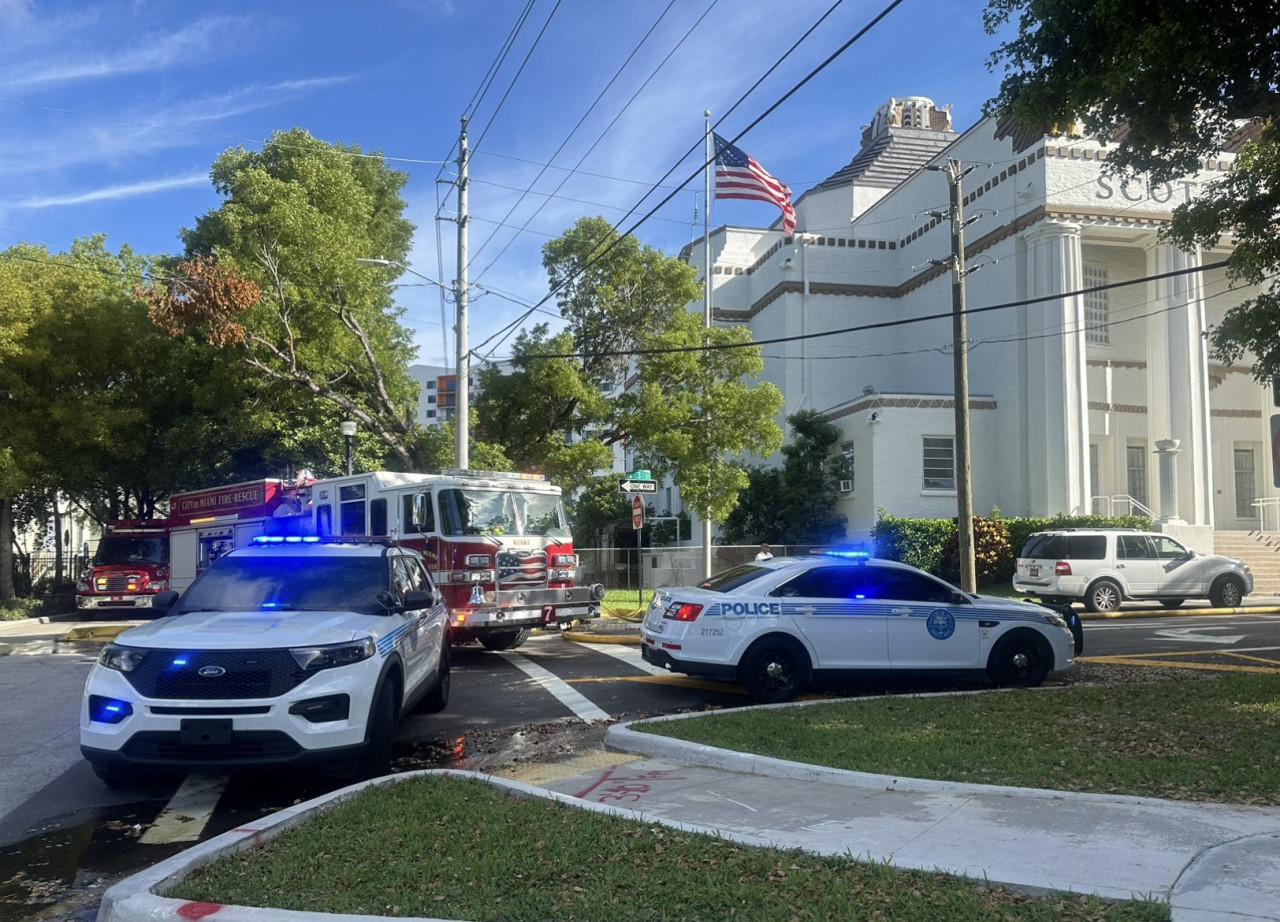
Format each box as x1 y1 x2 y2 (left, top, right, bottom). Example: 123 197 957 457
168 775 1168 921
637 673 1280 805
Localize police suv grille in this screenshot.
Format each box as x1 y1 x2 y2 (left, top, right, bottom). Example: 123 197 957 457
122 730 302 763
496 550 548 587
123 650 307 700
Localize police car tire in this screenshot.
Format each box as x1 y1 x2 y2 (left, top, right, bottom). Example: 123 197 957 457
358 681 396 779
479 628 530 651
739 636 810 704
419 643 451 714
986 630 1053 687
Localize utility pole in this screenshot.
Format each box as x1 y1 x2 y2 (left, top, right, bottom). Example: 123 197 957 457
454 115 471 470
701 111 713 579
938 158 979 592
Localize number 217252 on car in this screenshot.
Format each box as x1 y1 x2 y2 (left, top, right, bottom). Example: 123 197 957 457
640 552 1079 703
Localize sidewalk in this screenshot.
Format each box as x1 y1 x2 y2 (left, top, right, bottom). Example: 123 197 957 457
98 701 1280 922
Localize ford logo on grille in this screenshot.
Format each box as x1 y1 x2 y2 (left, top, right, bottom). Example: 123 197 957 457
198 665 226 678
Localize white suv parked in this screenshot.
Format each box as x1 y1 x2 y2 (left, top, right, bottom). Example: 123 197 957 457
1013 529 1253 612
80 537 450 786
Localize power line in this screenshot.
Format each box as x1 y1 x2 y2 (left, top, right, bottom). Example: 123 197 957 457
518 258 1233 360
469 0 565 156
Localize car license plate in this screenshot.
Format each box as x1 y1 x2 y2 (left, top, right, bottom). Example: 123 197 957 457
1028 565 1040 578
648 621 664 634
180 719 232 746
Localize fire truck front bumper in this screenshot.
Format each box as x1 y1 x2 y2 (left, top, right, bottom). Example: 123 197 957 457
77 594 158 611
453 584 606 628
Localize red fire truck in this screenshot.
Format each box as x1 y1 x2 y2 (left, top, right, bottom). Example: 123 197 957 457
167 478 306 591
75 520 171 612
299 469 604 649
165 470 603 650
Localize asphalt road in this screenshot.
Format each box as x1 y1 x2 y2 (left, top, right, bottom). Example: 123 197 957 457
3 610 1280 921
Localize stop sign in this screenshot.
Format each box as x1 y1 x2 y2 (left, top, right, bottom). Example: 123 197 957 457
631 494 644 530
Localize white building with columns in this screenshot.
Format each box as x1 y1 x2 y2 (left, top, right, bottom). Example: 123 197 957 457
683 97 1270 548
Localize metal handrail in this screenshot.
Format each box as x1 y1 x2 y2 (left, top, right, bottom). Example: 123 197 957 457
1253 498 1280 533
1091 494 1155 519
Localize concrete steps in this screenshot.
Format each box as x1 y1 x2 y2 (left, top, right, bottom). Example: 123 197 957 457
1214 530 1280 595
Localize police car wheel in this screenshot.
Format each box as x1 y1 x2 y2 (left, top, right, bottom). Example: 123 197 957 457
419 643 451 714
986 630 1053 688
739 636 809 704
358 681 396 779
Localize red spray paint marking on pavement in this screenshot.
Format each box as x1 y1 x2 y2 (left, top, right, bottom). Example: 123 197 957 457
177 902 223 919
573 764 687 803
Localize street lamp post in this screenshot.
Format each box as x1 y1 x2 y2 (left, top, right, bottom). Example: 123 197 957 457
340 420 356 476
355 257 466 469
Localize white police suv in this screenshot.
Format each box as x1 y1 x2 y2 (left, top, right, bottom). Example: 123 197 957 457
641 552 1078 703
80 537 450 787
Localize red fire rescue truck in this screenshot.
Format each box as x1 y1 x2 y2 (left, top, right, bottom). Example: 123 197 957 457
75 520 171 612
165 470 603 650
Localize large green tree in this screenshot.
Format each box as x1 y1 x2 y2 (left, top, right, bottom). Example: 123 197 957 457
475 216 783 527
0 238 270 599
985 0 1280 376
142 128 435 470
722 410 848 545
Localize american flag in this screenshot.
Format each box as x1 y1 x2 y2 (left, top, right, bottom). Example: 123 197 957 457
713 133 796 234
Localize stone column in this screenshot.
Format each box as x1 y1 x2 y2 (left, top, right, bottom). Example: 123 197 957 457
1019 222 1091 514
1145 242 1214 525
1155 438 1183 523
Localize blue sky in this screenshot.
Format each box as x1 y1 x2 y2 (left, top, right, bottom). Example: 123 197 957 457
0 0 1008 367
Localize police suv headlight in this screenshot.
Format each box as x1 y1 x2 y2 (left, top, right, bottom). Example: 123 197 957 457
1040 613 1067 629
99 644 147 673
290 638 376 672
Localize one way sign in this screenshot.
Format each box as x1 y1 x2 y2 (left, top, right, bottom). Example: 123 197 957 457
618 479 658 493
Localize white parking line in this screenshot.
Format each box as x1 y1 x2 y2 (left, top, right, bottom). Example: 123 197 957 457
570 640 669 677
495 652 611 723
140 774 228 844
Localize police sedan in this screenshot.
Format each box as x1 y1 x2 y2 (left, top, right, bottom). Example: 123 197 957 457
640 552 1078 702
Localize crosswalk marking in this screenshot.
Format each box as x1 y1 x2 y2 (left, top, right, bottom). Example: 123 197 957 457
494 651 612 722
141 774 228 844
570 639 669 676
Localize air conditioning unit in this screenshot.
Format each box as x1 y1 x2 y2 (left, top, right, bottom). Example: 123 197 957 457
839 479 853 493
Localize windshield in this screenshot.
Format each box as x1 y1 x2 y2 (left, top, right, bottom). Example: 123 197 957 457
95 536 169 566
179 555 387 615
438 488 569 538
698 564 773 592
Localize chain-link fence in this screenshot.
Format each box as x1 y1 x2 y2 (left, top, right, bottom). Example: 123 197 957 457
577 545 829 593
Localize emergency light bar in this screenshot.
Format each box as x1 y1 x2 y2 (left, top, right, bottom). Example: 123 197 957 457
442 469 545 482
813 548 872 559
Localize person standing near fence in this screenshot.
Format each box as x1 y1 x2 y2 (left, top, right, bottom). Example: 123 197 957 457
755 543 774 561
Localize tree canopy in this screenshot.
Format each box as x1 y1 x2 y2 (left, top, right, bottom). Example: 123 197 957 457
985 0 1280 376
140 128 432 470
475 216 783 528
722 410 848 545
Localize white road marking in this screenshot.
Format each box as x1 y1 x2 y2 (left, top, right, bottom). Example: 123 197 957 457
141 774 228 844
495 652 611 723
570 640 669 676
1153 627 1246 644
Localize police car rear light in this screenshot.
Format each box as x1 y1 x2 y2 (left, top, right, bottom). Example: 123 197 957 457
664 603 702 622
1055 561 1072 576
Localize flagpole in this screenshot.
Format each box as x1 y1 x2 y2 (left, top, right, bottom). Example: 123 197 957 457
701 110 713 580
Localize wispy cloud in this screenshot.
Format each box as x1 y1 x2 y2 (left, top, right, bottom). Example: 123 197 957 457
8 173 208 209
4 16 247 89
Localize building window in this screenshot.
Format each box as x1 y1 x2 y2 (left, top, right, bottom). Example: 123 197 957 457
1235 448 1258 519
427 381 436 389
1083 265 1109 345
839 441 854 492
922 437 955 491
1126 443 1147 508
427 409 436 418
428 395 436 404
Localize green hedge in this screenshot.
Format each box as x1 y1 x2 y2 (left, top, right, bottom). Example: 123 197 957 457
872 511 1151 587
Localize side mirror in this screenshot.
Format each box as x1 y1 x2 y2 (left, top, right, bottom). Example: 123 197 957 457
151 590 179 615
403 587 437 610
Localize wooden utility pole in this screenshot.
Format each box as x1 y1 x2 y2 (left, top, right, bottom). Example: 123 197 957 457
944 158 978 592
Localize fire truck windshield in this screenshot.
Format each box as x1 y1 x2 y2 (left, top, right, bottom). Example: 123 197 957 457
95 537 169 566
438 488 569 538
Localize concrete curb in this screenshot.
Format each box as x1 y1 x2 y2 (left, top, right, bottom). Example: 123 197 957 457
602 692 1275 808
561 630 640 645
97 769 782 922
1077 605 1280 620
62 624 139 642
